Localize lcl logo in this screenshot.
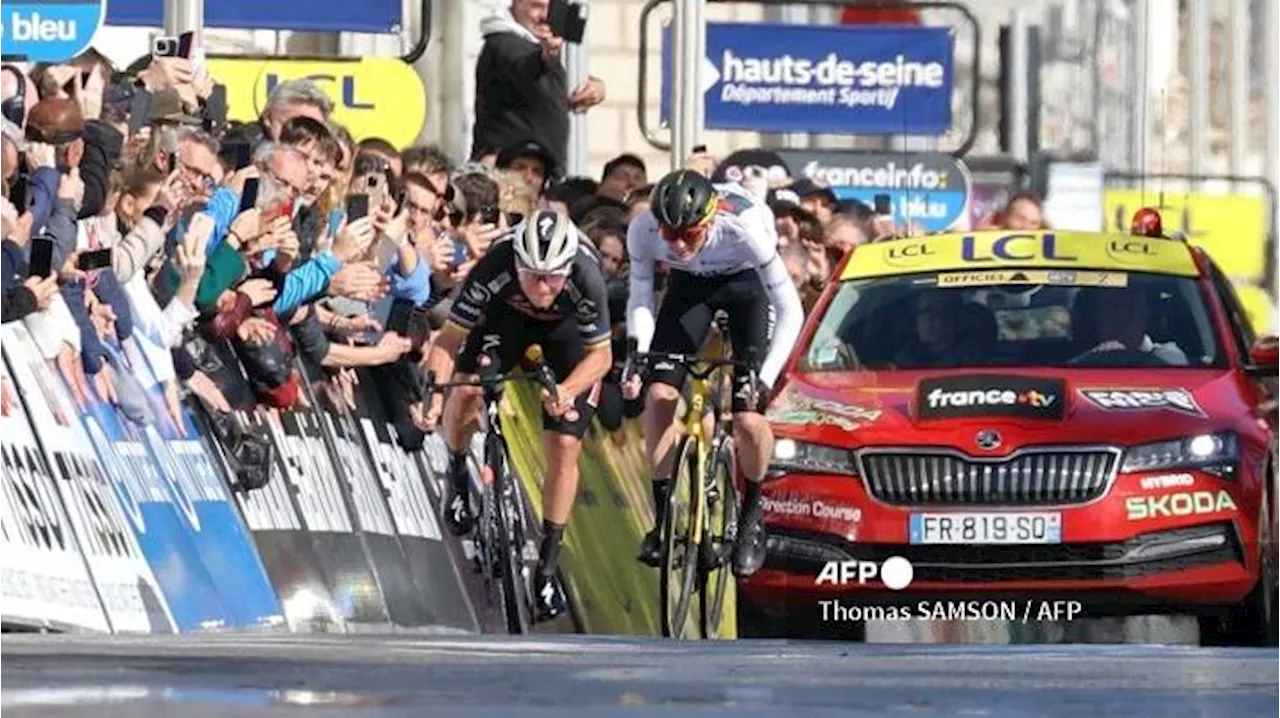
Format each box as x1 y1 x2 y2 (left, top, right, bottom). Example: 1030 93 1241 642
1107 239 1158 257
261 74 374 111
884 241 936 266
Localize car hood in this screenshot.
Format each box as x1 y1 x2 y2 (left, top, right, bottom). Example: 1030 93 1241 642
768 367 1248 453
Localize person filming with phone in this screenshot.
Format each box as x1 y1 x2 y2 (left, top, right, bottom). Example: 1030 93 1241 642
473 0 605 175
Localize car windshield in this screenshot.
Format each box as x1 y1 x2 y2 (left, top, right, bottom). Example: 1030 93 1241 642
798 270 1225 372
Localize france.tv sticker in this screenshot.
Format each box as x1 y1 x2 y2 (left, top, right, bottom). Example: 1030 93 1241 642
2 0 106 63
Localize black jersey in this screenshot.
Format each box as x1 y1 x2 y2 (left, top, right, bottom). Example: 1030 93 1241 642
445 237 612 348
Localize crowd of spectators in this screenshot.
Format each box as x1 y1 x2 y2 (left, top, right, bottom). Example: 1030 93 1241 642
0 0 1048 488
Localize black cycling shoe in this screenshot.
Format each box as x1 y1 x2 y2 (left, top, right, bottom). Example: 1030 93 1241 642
533 573 568 622
731 507 767 577
441 456 475 536
637 526 662 567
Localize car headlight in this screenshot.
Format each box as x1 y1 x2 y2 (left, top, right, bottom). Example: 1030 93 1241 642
769 438 858 476
1120 432 1238 477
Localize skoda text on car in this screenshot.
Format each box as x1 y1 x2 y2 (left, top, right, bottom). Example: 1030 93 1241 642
738 223 1279 645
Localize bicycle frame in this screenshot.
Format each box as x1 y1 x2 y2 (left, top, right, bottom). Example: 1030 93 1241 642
623 346 756 637
426 352 557 634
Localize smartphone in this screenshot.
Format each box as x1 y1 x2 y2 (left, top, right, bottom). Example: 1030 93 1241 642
345 194 370 222
373 235 400 272
408 306 430 350
29 236 54 277
76 248 113 271
386 298 416 336
128 89 153 135
22 183 36 213
874 193 892 215
152 35 179 57
479 206 500 226
692 144 708 154
238 177 260 214
176 31 195 59
202 83 227 130
167 151 177 175
548 0 587 43
449 234 468 270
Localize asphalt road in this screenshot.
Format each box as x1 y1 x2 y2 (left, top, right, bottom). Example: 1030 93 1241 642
2 634 1276 718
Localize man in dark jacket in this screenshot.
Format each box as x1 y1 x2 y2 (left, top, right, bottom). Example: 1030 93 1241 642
471 0 605 171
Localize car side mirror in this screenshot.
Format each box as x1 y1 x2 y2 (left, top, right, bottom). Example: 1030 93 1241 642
1246 335 1278 378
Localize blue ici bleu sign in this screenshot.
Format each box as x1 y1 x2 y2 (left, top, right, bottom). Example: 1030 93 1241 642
2 0 106 63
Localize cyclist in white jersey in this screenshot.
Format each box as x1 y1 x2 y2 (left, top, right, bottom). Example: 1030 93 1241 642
623 170 803 576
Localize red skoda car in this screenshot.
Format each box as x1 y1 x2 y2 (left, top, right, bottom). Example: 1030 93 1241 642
739 225 1278 646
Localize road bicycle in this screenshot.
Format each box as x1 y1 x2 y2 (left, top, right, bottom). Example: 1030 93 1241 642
425 346 561 634
623 340 758 639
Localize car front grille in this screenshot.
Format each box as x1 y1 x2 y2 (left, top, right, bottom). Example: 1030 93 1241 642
857 447 1121 506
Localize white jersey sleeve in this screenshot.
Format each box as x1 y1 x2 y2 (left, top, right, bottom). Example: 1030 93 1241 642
739 202 804 388
625 211 660 353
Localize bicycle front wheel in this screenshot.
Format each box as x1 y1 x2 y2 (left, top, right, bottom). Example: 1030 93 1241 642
699 435 738 639
660 434 700 639
490 434 534 634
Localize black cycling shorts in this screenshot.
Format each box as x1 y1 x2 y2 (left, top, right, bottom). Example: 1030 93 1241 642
455 304 601 439
648 268 770 413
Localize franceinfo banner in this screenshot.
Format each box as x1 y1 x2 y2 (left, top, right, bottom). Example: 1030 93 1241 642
777 151 973 233
661 23 954 135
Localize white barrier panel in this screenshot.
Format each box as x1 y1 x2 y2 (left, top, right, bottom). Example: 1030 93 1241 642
1 324 174 633
0 356 110 632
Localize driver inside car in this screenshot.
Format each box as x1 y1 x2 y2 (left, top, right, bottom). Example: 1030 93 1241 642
1070 287 1189 365
891 290 982 367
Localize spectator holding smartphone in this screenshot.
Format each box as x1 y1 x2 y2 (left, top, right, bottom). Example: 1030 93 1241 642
472 0 606 174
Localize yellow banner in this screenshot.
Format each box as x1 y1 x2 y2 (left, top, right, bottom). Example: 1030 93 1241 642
205 57 427 149
1235 285 1277 336
841 230 1200 280
1102 190 1269 283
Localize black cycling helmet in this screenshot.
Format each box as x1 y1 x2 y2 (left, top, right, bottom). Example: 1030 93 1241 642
649 170 717 230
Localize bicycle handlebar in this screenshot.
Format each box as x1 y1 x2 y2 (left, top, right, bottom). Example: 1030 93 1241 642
620 337 759 384
423 345 560 404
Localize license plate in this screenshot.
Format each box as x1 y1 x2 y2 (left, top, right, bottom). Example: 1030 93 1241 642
909 512 1062 544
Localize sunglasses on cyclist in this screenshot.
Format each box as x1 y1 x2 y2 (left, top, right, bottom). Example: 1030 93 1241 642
659 222 709 244
517 267 571 282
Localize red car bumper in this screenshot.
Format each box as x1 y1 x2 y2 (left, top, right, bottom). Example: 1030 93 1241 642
738 468 1261 617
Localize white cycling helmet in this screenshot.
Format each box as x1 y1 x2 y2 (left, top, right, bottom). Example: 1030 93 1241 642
514 208 579 274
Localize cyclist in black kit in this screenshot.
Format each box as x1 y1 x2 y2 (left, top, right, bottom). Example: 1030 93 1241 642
419 208 613 621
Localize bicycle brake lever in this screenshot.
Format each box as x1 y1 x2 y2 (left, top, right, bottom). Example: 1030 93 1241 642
524 344 559 404
620 337 640 387
536 362 559 405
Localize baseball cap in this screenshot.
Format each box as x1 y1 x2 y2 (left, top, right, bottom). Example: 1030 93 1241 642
148 88 203 126
496 139 558 176
767 187 819 224
602 153 646 180
787 178 838 206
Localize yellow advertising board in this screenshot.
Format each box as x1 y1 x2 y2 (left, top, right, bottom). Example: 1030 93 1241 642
841 230 1200 280
1235 285 1277 336
1102 189 1269 283
205 57 427 149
